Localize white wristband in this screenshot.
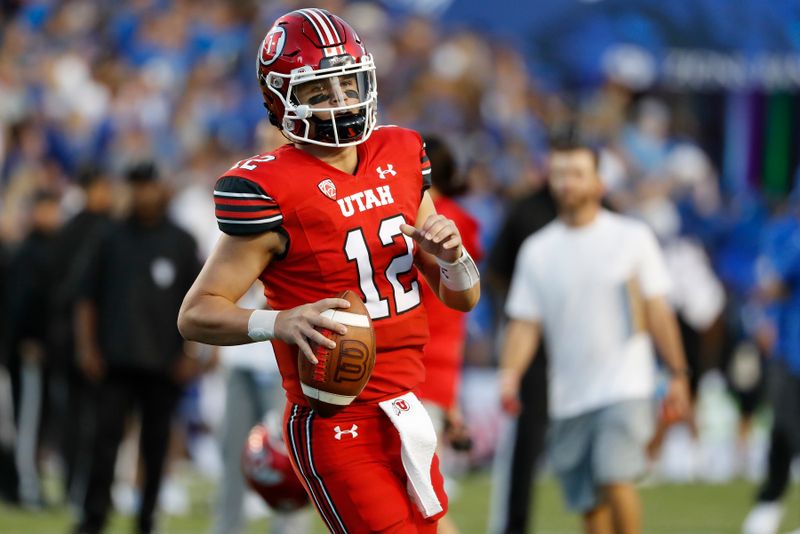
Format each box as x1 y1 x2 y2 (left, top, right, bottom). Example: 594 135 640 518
436 248 480 292
247 310 279 342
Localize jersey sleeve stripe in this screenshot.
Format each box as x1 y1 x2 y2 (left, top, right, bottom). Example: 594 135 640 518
215 208 282 219
420 148 432 192
213 190 274 201
216 215 283 224
215 176 282 235
215 176 275 196
216 216 283 236
213 197 275 207
214 203 282 214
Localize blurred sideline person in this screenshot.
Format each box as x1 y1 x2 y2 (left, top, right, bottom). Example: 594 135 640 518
0 237 16 504
4 189 62 508
498 138 690 534
72 162 202 534
211 283 310 534
417 135 483 534
48 166 114 507
487 183 557 534
742 208 800 534
178 8 479 533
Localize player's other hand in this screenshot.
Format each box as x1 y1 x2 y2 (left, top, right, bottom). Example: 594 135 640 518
444 406 472 452
275 297 350 364
79 347 106 383
663 374 691 421
498 369 522 416
401 214 462 263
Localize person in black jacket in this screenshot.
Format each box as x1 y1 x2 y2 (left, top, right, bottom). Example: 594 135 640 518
48 166 114 506
5 190 62 408
72 162 201 534
0 236 20 505
487 186 557 534
4 189 62 508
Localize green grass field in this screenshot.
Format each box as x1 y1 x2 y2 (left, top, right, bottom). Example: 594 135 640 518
1 472 798 534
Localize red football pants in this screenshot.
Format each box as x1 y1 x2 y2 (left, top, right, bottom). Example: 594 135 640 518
283 403 448 533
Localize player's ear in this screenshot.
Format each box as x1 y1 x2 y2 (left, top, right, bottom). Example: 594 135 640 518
161 182 175 203
594 172 606 199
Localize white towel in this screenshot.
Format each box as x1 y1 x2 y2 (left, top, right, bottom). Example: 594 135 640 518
378 391 443 518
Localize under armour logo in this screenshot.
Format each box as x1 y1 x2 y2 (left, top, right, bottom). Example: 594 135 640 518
334 424 359 440
376 164 397 179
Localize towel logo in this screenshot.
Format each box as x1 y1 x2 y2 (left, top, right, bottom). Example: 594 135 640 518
392 399 410 416
334 424 358 440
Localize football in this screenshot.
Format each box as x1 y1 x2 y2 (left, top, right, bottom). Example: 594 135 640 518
298 290 376 418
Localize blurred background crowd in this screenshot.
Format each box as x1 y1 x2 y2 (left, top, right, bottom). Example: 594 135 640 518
1 0 800 532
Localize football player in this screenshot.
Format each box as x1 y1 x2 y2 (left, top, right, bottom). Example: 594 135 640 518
178 8 480 533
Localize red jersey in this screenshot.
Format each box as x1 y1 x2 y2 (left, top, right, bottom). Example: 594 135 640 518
214 126 432 406
418 196 482 409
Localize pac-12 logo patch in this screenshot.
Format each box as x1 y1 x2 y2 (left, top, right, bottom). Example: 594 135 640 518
392 399 410 416
317 178 337 200
260 26 286 66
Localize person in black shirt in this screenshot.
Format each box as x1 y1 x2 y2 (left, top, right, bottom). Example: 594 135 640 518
72 162 201 534
487 186 557 534
0 240 6 362
48 166 113 507
0 236 20 505
4 189 61 508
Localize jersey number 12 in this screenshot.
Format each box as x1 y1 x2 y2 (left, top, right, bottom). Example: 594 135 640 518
344 214 420 319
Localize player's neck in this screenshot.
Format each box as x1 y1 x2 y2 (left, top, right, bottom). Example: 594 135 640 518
297 144 359 175
560 202 601 227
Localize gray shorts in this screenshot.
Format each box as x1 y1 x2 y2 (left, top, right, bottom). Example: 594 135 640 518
548 398 655 513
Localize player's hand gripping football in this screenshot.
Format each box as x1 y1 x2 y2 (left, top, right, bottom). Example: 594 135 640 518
400 214 462 263
274 297 351 365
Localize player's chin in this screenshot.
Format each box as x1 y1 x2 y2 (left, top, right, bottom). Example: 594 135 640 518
554 194 585 210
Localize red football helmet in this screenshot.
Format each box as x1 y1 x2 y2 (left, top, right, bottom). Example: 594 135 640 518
257 8 378 147
241 423 309 511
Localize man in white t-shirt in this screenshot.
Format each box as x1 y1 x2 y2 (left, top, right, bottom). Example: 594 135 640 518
498 140 690 534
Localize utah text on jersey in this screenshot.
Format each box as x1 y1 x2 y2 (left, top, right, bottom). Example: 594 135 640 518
337 185 394 217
